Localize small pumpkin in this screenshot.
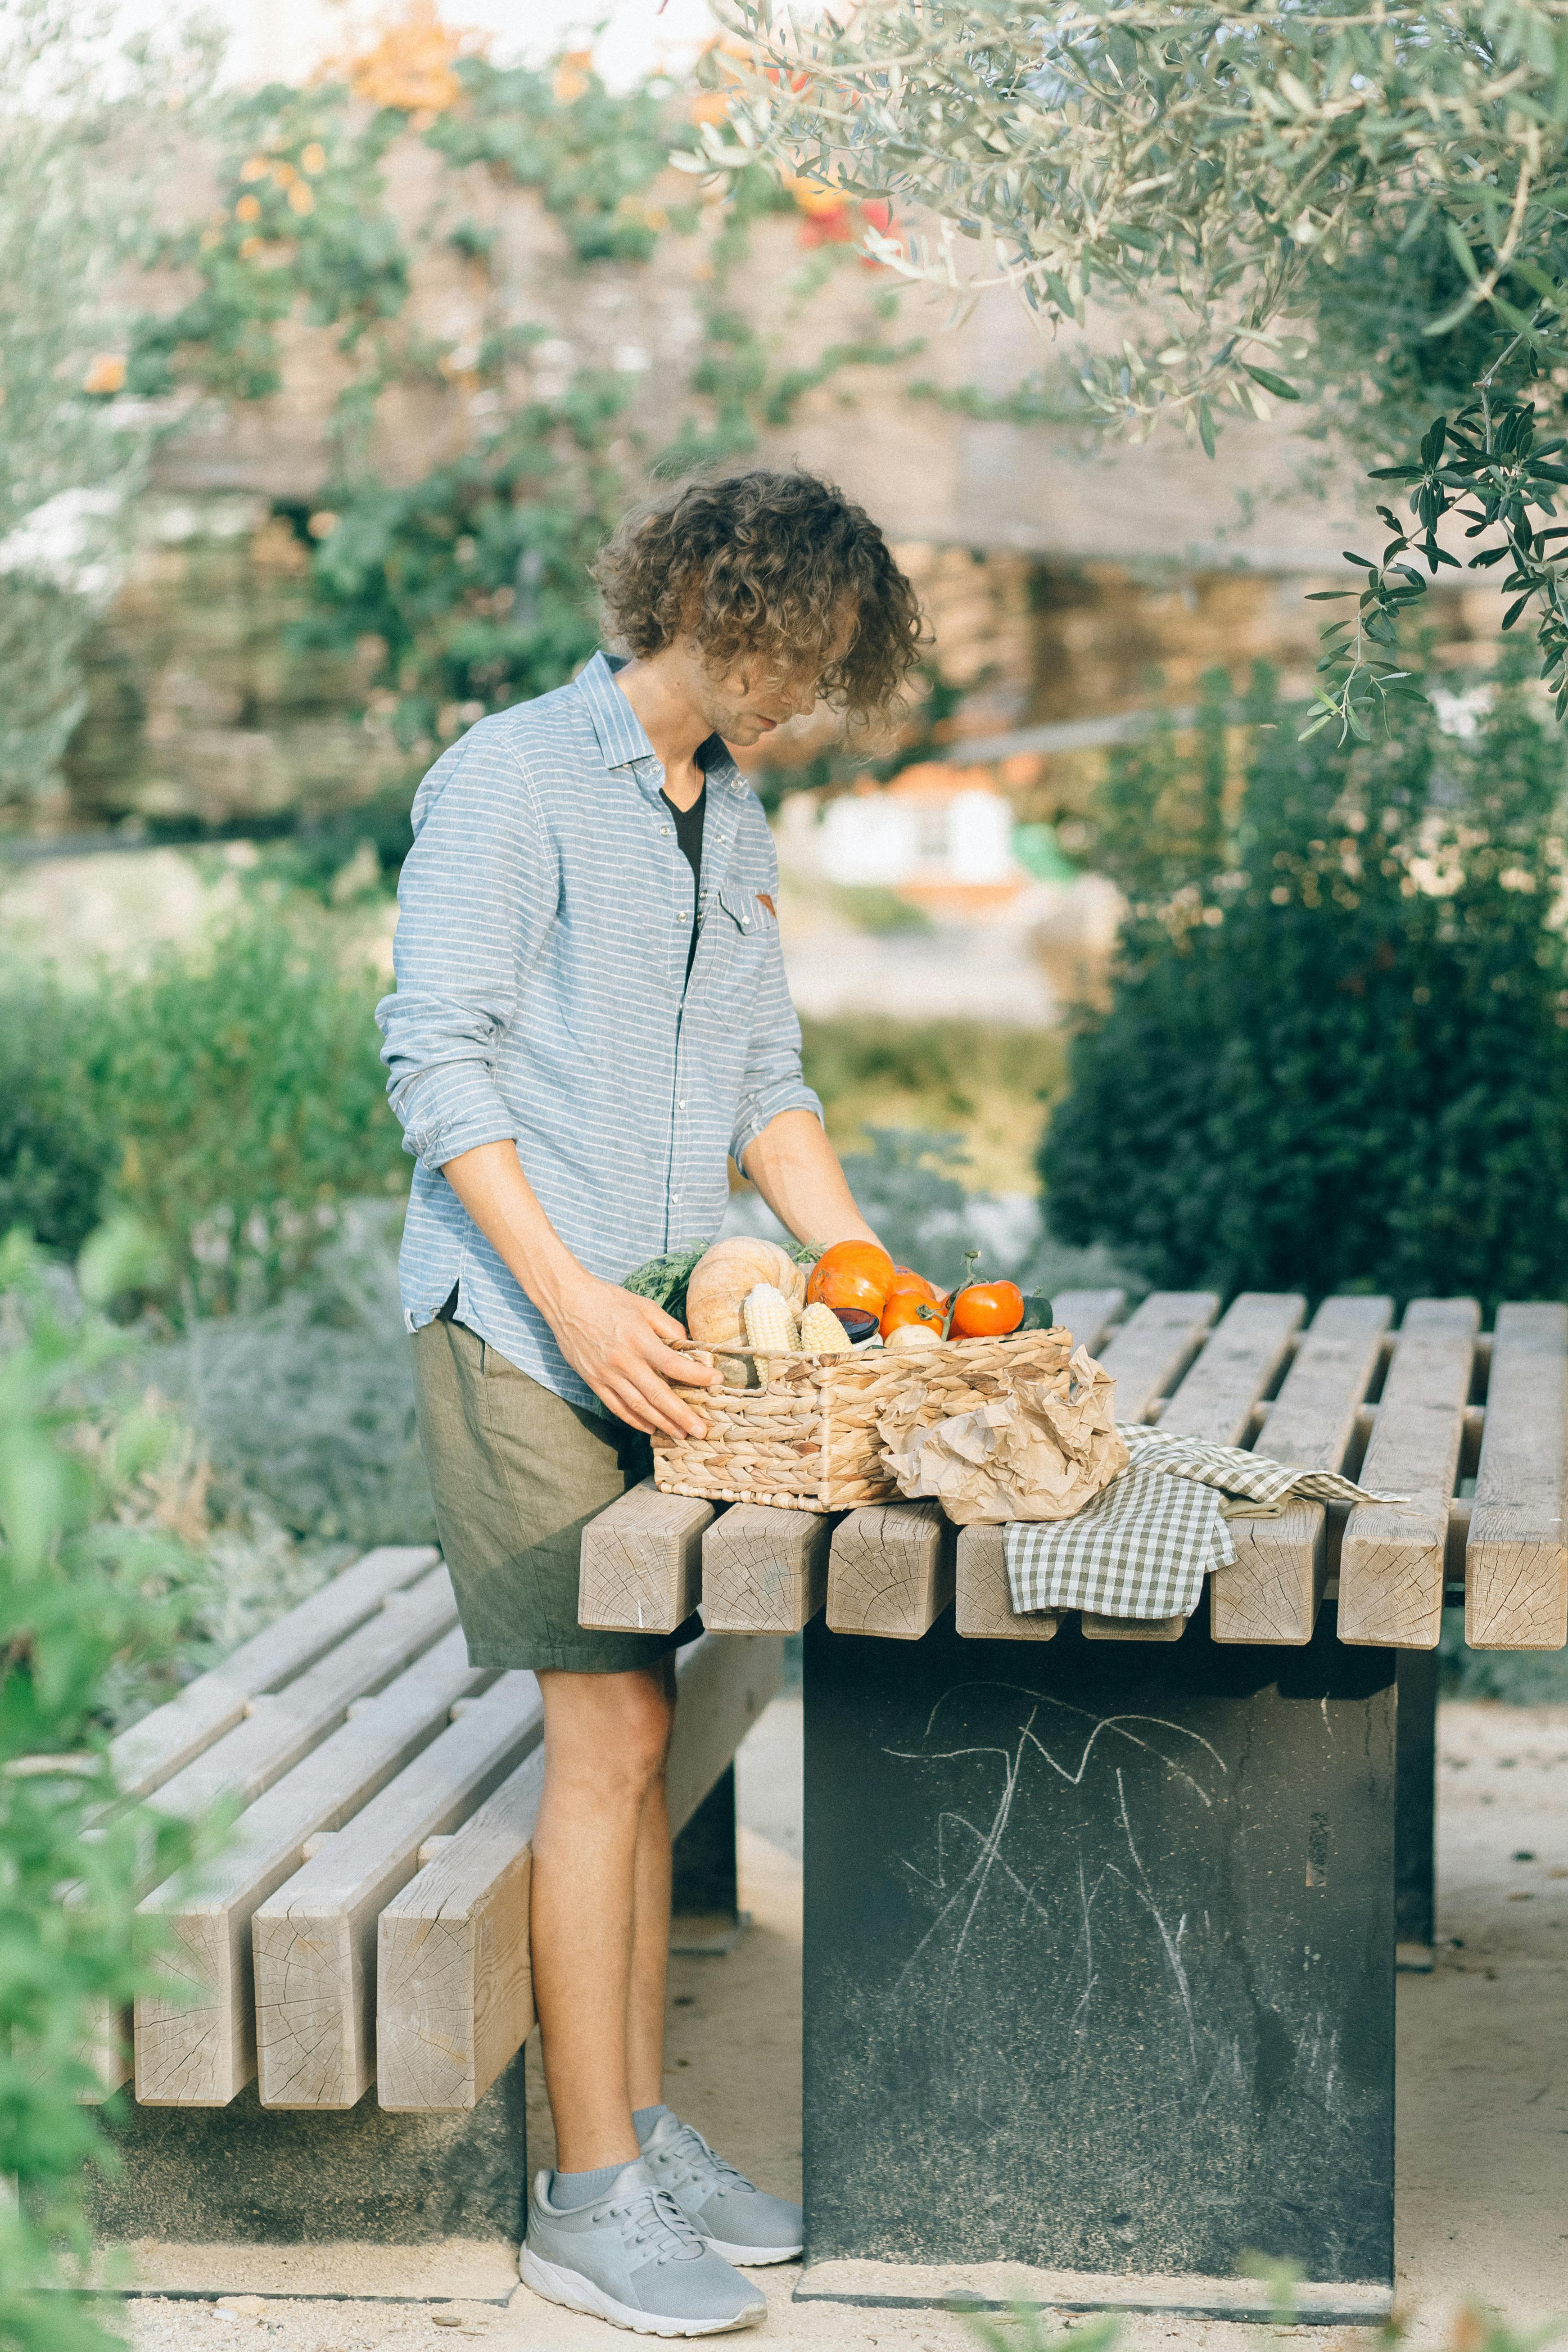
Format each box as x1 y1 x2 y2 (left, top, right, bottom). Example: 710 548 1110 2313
805 1239 896 1318
684 1237 808 1345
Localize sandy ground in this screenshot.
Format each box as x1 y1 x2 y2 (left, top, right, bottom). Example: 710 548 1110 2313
122 1694 1568 2352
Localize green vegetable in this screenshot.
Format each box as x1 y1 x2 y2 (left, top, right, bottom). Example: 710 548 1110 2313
1017 1291 1056 1332
622 1240 713 1322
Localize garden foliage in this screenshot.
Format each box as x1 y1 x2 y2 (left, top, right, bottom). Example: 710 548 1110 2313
0 1228 203 2352
0 903 406 1314
1041 669 1568 1306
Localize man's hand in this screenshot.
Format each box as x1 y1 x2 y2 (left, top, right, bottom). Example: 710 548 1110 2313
543 1271 716 1440
438 1141 716 1440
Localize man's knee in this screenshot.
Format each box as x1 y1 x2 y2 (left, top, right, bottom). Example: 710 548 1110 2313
543 1667 675 1805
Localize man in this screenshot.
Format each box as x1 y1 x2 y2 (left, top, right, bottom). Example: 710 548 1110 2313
377 468 924 2337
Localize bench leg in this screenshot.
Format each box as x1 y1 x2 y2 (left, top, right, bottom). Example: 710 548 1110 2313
672 1760 738 1925
1395 1648 1439 1960
80 2050 528 2295
801 1605 1396 2311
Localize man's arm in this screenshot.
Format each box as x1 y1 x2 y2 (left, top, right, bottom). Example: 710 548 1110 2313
741 1109 882 1254
440 1143 716 1440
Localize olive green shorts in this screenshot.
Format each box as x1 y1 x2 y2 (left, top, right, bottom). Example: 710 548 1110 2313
410 1316 701 1675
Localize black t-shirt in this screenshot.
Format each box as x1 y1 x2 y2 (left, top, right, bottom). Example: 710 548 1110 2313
662 784 705 979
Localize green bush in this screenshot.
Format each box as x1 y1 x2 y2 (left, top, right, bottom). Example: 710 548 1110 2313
0 1230 204 2352
0 903 408 1317
1041 668 1568 1306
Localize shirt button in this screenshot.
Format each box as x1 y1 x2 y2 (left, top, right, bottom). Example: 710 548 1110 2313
660 826 670 836
678 1099 687 1109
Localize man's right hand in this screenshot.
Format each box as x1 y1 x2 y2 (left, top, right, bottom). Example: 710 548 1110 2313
544 1272 717 1440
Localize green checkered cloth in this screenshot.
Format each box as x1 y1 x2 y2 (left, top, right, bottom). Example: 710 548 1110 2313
1004 1425 1409 1623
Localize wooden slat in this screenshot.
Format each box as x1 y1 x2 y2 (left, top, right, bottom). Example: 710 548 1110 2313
1339 1298 1480 1649
1049 1288 1126 1354
108 1547 439 1800
1095 1291 1221 1424
700 1506 833 1634
133 1630 485 2108
375 1634 784 2113
77 1569 456 2099
954 1524 1057 1643
1466 1304 1568 1650
827 1501 955 1639
148 1570 458 1821
1211 1296 1394 1646
578 1478 714 1636
253 1672 546 2110
1086 1291 1305 1642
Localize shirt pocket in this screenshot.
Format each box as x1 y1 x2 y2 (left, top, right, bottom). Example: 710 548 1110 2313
698 884 774 1007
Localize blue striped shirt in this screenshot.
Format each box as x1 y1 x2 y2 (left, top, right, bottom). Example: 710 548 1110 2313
376 651 823 1413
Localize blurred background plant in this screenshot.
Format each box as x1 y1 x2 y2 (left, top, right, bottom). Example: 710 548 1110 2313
0 1224 212 2352
1042 660 1568 1310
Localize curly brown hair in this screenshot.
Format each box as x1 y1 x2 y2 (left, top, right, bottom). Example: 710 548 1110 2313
592 469 927 727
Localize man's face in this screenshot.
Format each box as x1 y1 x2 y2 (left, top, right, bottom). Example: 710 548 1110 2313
676 607 857 747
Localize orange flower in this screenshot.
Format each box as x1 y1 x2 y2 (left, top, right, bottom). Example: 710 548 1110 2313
552 50 592 104
81 353 126 396
299 142 327 175
338 2 481 115
288 181 316 215
235 193 262 223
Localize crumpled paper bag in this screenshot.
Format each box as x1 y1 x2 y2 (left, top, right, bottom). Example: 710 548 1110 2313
877 1345 1128 1525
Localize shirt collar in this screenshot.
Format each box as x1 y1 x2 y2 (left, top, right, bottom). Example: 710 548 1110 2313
575 649 749 799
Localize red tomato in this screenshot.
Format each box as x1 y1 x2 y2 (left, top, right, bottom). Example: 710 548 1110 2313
947 1281 1026 1339
806 1240 896 1317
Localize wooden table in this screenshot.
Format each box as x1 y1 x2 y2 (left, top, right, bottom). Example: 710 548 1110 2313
578 1289 1568 2323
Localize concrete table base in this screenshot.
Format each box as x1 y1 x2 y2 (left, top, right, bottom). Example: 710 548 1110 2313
803 1603 1397 2297
82 2053 527 2300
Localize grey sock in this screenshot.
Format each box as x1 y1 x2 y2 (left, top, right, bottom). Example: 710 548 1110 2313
633 2103 672 2146
550 2161 629 2211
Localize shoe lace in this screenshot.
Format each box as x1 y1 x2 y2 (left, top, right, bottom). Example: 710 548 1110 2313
654 2122 756 2201
592 2184 704 2267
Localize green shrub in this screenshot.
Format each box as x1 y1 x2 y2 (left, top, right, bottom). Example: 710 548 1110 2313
0 1229 205 2352
0 903 409 1318
1041 669 1568 1307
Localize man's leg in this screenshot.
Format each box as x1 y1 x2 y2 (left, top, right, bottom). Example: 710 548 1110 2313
531 1660 676 2172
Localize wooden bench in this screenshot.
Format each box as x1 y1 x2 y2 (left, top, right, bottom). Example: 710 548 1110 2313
82 1539 782 2291
576 1290 1567 2322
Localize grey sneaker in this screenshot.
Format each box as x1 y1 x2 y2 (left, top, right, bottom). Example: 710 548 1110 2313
520 2159 766 2337
640 2113 804 2266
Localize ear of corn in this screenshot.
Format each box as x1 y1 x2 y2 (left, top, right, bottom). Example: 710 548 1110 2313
743 1282 799 1354
799 1301 852 1354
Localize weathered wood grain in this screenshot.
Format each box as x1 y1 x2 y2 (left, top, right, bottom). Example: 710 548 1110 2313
1339 1298 1480 1648
375 1633 784 2112
1048 1290 1126 1355
77 1569 455 2099
1088 1290 1306 1643
1211 1296 1394 1646
148 1570 458 1822
700 1505 834 1633
827 1501 955 1639
954 1523 1058 1642
108 1547 438 1801
1466 1304 1568 1650
254 1672 545 2110
578 1478 715 1636
1096 1291 1223 1425
132 1629 484 2108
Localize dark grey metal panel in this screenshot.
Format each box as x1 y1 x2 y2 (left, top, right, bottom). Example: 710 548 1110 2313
84 2051 527 2246
803 1604 1395 2285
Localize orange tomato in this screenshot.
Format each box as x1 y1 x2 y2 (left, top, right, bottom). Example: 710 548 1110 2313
879 1265 941 1336
947 1280 1025 1339
881 1292 945 1341
806 1239 897 1317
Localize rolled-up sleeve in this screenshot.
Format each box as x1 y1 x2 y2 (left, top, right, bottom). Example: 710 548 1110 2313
375 724 557 1171
728 845 824 1174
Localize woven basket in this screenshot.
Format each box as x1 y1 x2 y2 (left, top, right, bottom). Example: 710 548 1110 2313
652 1326 1075 1511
